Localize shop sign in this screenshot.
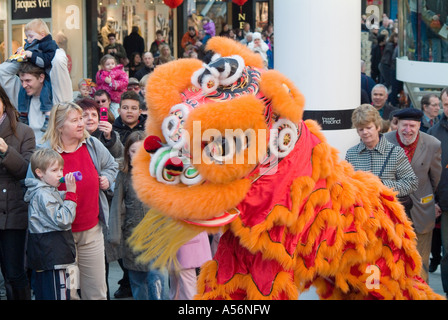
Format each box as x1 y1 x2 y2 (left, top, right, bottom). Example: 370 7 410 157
233 1 251 30
12 0 52 20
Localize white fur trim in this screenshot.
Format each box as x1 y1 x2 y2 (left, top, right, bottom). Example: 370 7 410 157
180 163 204 186
149 146 171 177
191 67 206 89
269 119 298 159
211 53 222 62
200 74 219 94
219 55 245 86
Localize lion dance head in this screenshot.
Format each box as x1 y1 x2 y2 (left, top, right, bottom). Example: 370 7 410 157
130 37 303 258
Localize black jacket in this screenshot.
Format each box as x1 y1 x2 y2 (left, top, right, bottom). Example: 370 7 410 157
428 114 448 210
0 116 35 230
123 32 145 59
112 114 147 145
134 66 154 81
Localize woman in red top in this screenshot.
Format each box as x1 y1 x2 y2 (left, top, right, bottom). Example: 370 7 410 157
41 102 118 300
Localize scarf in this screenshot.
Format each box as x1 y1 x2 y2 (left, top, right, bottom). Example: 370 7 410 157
396 131 419 162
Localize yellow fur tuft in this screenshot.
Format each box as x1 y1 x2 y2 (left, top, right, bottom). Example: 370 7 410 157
128 209 207 271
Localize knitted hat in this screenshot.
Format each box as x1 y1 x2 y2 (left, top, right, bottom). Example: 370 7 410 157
252 32 262 41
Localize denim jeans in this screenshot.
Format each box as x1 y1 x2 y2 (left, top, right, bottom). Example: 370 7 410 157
430 37 448 63
411 12 429 61
128 268 169 300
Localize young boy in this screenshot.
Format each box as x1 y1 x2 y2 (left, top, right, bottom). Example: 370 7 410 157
112 90 147 144
24 149 78 300
17 19 59 132
75 78 96 100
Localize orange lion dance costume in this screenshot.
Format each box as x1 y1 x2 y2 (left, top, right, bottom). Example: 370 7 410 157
129 37 444 300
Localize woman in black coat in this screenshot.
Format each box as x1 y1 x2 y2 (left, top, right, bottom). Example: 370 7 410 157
379 33 398 90
0 85 36 300
371 34 386 84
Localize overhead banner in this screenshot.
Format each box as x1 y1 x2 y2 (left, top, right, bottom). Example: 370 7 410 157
12 0 52 20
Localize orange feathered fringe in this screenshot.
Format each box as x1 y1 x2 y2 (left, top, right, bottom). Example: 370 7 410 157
129 36 444 300
195 120 444 300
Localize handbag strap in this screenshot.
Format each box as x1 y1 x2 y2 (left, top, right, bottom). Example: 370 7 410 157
378 145 396 177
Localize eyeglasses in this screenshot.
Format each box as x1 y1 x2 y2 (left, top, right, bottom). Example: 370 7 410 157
95 99 109 104
128 85 140 91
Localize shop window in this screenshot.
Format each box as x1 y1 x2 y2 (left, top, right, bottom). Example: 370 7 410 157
0 0 6 63
97 1 174 59
190 0 229 36
255 1 269 30
3 0 85 91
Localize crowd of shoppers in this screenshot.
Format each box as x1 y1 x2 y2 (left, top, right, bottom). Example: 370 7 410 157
0 14 447 302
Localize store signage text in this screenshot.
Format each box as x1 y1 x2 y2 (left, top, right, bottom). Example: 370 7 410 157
12 0 51 20
238 13 247 29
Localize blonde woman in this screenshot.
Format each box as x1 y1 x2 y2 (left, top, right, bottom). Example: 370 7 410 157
41 102 118 300
345 104 418 203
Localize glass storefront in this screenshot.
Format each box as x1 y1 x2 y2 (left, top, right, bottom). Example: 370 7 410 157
399 0 448 63
52 0 85 90
1 0 86 90
0 0 273 82
188 0 229 36
0 0 7 64
97 0 175 58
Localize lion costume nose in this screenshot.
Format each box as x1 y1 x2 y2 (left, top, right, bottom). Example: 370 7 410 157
144 135 163 153
145 135 185 180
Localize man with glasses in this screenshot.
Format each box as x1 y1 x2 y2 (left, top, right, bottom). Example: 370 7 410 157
127 78 147 113
421 93 441 132
94 89 118 120
127 78 141 93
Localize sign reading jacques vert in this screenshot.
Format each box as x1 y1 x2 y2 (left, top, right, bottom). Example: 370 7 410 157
12 0 51 20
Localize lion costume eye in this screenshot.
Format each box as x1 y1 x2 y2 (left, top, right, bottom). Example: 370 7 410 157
203 137 236 164
269 118 299 159
162 104 192 149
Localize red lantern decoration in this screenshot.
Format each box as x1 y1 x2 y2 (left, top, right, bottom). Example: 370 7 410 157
232 0 248 6
164 0 183 9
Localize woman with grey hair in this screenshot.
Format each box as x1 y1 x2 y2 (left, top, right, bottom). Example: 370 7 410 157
40 102 118 300
345 104 418 214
